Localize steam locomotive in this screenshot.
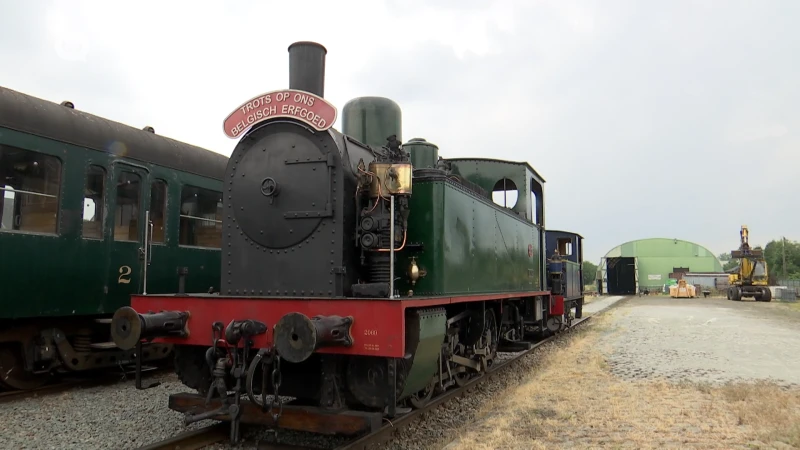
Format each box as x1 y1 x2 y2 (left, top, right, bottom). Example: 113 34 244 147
110 41 585 441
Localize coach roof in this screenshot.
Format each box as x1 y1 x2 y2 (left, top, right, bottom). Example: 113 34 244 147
0 86 227 180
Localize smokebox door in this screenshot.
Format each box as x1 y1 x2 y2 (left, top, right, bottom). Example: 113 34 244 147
230 122 333 249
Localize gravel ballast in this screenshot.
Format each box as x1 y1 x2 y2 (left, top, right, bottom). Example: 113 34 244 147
0 373 217 450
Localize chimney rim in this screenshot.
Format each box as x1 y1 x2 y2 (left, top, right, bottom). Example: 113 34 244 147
288 41 328 54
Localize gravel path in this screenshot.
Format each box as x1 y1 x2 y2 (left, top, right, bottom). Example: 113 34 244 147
583 295 625 315
603 297 800 387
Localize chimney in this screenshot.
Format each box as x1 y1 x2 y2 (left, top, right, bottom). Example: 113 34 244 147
288 41 327 98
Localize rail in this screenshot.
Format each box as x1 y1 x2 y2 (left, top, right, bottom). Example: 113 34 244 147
135 423 229 450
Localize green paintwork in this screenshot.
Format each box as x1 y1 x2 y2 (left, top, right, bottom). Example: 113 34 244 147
400 307 447 398
396 179 540 296
404 138 439 169
0 127 223 319
341 97 402 148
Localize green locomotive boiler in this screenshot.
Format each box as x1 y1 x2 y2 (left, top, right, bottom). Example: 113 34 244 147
0 86 227 389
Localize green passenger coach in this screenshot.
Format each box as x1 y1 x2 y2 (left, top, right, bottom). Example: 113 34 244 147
0 86 228 390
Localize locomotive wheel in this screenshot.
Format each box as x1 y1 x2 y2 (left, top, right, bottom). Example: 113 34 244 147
409 380 436 409
482 309 499 368
173 346 214 395
453 346 473 387
454 308 499 386
346 356 408 409
546 316 562 333
0 346 50 390
454 371 472 387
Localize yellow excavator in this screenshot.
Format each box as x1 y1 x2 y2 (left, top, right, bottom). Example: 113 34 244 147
727 225 771 302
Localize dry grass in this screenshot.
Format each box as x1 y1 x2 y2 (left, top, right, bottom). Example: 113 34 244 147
442 312 800 450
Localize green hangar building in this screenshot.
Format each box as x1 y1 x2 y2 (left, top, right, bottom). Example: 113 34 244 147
597 238 724 295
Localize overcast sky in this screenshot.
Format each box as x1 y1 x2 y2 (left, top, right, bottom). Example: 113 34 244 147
2 0 798 263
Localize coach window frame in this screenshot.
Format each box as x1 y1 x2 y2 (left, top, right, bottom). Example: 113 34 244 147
81 164 106 240
0 143 63 236
112 168 145 243
178 183 222 249
149 178 168 245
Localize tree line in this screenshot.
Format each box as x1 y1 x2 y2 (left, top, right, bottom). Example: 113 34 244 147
718 237 800 281
582 260 598 286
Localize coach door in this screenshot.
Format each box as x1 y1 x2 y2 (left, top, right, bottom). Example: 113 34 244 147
106 162 149 303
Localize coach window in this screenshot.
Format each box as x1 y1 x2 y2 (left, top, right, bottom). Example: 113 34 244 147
0 144 62 234
179 185 222 249
149 180 167 243
82 165 105 239
114 171 141 241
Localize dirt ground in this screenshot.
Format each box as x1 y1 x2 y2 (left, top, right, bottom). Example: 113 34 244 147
442 296 800 450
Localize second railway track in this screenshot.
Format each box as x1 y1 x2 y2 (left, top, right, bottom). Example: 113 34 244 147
138 314 594 450
0 364 169 405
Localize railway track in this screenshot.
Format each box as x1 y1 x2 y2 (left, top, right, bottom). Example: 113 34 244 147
0 364 169 405
138 314 593 450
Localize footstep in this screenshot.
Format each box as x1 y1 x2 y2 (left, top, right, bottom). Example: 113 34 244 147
647 318 660 324
687 316 694 321
703 318 717 325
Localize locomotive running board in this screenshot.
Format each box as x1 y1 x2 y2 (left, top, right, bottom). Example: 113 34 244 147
168 393 383 436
